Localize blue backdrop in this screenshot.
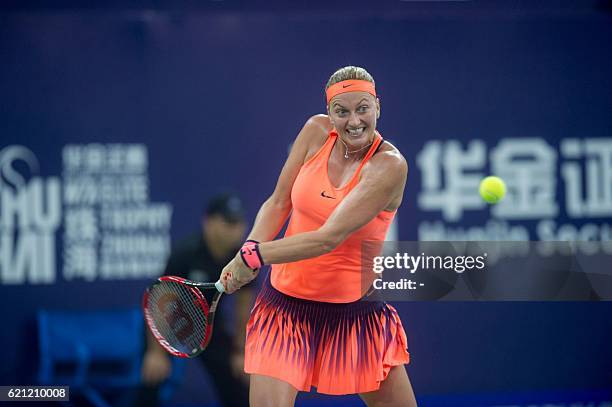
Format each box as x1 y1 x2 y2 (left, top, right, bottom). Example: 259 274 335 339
1 2 611 405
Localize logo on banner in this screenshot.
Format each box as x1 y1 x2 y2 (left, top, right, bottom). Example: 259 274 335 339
416 138 612 241
0 146 60 284
0 144 173 285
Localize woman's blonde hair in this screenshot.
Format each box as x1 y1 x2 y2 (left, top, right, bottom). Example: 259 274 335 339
325 66 375 90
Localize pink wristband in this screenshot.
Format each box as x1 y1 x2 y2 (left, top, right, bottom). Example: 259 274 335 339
239 240 263 270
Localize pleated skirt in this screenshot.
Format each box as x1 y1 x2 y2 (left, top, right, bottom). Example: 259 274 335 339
244 277 410 395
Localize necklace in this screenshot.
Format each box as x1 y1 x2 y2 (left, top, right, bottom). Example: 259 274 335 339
338 137 373 159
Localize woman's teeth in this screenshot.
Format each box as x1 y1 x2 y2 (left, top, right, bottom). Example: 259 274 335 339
347 128 365 136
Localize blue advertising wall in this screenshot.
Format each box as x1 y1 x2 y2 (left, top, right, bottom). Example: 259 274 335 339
1 2 611 405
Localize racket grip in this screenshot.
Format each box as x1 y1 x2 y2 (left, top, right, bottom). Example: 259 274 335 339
215 280 225 293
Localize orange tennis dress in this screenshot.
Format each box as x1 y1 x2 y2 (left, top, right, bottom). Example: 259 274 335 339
244 130 410 395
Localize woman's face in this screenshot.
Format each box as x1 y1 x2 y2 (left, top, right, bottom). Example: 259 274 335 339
328 91 380 148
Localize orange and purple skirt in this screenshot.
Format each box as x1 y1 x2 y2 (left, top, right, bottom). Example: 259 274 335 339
244 278 410 395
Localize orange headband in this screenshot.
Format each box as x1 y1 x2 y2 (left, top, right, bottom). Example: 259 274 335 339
325 80 376 104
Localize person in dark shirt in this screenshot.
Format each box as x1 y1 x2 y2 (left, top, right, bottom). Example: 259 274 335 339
136 193 252 407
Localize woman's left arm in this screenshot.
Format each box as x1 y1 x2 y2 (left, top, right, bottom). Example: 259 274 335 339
259 150 407 264
221 149 407 293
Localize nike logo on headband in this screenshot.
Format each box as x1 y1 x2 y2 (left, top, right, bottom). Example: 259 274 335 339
342 84 354 88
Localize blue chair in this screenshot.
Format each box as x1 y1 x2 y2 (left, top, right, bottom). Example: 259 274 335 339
37 308 143 406
37 308 184 407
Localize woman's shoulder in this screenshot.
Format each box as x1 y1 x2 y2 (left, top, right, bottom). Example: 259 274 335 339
303 114 333 139
365 139 408 178
298 114 333 162
375 139 406 164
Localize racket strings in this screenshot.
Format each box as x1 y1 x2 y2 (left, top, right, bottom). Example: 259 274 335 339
147 282 209 354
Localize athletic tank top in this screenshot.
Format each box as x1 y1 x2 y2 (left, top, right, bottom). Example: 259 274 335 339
271 129 397 303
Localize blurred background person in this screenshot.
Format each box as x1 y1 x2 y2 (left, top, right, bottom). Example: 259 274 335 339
135 192 252 407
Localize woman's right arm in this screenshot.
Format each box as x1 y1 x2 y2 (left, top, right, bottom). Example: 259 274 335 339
245 114 330 242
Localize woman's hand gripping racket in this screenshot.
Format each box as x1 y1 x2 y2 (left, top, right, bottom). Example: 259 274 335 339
143 276 225 358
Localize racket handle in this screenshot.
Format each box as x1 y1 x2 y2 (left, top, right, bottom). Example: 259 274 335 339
215 280 225 293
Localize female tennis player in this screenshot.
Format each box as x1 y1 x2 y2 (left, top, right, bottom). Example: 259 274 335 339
220 66 416 407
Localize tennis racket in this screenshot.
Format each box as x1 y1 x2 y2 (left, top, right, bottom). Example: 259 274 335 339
143 276 225 358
